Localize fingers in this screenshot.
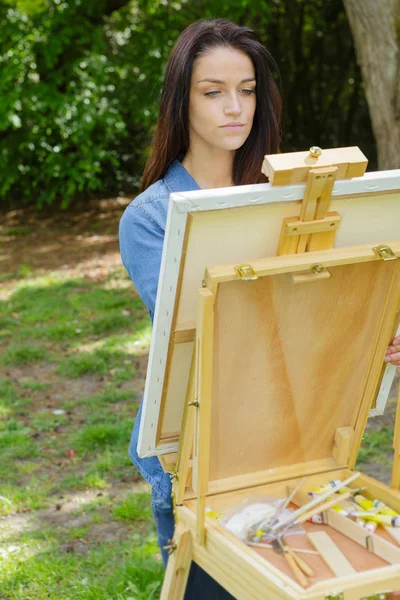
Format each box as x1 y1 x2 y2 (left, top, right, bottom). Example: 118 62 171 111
385 335 400 366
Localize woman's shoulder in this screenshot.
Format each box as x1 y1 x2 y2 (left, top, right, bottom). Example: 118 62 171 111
120 178 169 234
127 179 169 211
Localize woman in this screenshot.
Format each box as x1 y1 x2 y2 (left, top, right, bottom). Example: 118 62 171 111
120 18 280 597
119 17 400 598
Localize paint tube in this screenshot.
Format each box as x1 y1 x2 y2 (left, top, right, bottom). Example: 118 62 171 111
372 499 399 517
353 493 375 511
353 512 400 527
308 480 342 497
356 517 367 528
364 520 378 533
308 513 323 524
331 505 350 517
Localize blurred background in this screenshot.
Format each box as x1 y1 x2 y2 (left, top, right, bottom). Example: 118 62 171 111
0 1 399 598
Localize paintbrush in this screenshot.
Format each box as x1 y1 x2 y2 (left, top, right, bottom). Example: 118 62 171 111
257 477 308 535
295 491 352 525
268 472 360 534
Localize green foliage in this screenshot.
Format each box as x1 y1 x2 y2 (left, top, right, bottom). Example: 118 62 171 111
0 0 133 208
0 0 376 207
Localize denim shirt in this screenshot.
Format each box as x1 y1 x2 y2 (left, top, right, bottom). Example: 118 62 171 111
119 159 200 507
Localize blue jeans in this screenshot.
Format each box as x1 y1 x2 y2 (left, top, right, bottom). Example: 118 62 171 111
129 404 234 598
152 495 235 599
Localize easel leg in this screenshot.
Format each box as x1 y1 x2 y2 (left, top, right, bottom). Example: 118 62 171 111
391 374 400 489
160 524 192 600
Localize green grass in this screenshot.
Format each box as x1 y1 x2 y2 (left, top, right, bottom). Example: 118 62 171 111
0 429 38 460
19 380 52 391
58 347 134 378
72 421 133 453
0 537 163 600
6 226 32 236
113 493 153 522
0 478 50 516
90 387 136 405
0 259 160 597
32 411 68 432
357 425 394 465
1 276 147 344
2 343 50 366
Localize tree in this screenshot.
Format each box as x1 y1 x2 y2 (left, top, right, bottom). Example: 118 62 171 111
342 0 400 169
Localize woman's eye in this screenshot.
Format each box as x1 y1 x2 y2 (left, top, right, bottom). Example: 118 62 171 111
241 89 256 95
204 91 220 97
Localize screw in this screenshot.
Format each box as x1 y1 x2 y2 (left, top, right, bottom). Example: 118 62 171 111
163 540 177 555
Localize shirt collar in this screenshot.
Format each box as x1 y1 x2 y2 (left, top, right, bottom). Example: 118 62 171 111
163 159 200 193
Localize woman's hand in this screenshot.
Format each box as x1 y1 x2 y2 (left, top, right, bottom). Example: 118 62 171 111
385 335 400 366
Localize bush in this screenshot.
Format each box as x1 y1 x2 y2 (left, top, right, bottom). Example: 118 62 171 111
0 0 376 209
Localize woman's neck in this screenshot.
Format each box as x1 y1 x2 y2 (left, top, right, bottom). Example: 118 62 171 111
182 148 235 189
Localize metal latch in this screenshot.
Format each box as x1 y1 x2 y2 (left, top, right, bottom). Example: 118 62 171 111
234 264 258 281
373 245 397 261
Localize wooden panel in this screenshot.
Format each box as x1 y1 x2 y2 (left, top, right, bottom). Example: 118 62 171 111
283 213 341 236
262 146 367 186
175 192 400 326
160 524 192 600
307 531 356 577
332 427 354 466
194 288 214 543
208 260 398 483
158 341 193 442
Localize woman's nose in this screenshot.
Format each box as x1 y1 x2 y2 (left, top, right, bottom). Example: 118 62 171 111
224 95 242 116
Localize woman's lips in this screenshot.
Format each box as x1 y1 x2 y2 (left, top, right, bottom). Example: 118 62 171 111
220 123 245 131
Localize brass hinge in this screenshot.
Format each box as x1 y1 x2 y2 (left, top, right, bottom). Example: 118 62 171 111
170 468 179 483
373 244 397 261
234 264 258 281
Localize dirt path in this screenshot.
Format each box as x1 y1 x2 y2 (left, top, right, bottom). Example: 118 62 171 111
1 196 130 272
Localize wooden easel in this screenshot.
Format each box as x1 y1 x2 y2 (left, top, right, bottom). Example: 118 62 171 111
160 147 400 600
172 146 369 502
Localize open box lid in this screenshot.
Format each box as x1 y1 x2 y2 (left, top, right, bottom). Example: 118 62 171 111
189 243 400 498
138 147 400 460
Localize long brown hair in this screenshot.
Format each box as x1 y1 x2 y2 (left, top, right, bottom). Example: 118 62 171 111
141 19 282 192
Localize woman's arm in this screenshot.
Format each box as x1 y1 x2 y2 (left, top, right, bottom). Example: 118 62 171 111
119 204 164 322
